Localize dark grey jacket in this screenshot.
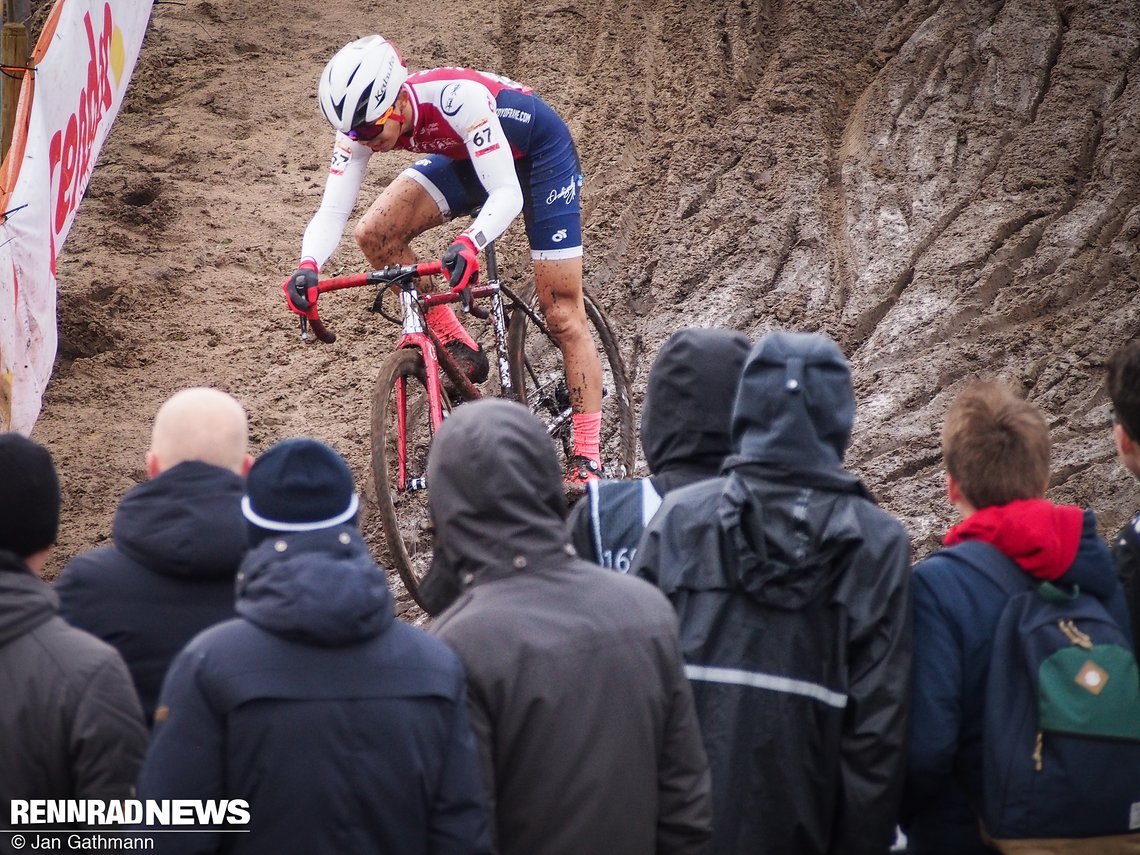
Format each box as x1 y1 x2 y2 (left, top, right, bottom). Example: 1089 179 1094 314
0 552 147 836
632 331 912 855
425 399 712 855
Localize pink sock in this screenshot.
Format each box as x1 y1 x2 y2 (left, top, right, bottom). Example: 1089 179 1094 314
571 411 602 463
425 304 478 349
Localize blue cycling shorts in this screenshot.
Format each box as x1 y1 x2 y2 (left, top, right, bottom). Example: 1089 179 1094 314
402 94 583 259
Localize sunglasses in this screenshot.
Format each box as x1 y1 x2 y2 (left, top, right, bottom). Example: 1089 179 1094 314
347 106 395 142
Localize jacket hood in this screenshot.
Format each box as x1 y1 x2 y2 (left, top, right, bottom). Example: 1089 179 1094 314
725 331 854 474
114 461 247 579
236 526 394 646
420 399 569 615
945 500 1114 597
0 551 58 644
641 328 751 477
708 470 870 609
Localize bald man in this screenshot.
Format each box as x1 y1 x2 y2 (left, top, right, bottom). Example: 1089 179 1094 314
56 388 253 723
146 386 252 477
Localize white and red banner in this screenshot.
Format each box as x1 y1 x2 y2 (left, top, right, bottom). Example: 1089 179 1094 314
0 0 153 433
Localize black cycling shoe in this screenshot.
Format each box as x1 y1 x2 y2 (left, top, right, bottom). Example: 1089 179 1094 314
444 341 490 384
563 455 602 492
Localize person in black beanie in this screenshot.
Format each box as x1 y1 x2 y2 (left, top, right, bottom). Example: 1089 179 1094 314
0 432 60 563
0 433 147 851
138 437 491 855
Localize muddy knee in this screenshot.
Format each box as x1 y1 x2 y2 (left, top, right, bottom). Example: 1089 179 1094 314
355 176 443 267
542 301 590 346
354 214 409 265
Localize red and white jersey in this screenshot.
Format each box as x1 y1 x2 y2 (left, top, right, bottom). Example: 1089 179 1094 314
395 67 533 161
299 68 532 267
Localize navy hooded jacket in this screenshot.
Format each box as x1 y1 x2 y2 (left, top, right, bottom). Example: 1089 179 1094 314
137 526 491 855
56 461 245 722
903 506 1130 853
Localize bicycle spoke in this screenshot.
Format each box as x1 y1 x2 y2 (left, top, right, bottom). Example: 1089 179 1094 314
507 282 635 480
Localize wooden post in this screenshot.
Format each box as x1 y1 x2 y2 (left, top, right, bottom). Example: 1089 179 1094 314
4 1 31 25
0 18 26 163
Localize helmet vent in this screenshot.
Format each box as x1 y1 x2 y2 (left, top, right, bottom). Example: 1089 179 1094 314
352 83 373 128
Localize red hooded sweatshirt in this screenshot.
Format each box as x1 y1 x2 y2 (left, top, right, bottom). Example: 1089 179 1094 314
944 498 1084 581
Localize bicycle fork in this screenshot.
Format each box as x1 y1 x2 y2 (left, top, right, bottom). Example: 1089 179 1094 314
395 288 445 494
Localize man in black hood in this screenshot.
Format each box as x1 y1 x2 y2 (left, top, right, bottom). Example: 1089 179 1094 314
566 327 750 570
632 330 912 855
424 398 712 855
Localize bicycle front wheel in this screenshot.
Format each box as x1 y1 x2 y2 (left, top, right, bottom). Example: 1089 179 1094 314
505 282 636 479
371 347 450 608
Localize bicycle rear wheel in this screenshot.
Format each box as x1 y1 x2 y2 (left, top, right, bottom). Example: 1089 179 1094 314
371 347 450 607
505 282 636 480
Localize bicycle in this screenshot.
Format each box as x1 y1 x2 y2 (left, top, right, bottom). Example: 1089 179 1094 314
296 240 635 609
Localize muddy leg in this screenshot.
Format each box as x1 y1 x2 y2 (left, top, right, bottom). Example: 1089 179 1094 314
533 256 603 414
357 174 477 350
354 175 444 268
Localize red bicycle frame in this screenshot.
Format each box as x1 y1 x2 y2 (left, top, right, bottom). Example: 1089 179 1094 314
299 256 511 494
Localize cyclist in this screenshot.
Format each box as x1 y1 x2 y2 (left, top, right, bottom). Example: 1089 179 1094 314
283 35 604 488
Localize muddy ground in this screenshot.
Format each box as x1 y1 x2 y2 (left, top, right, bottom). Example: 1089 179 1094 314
29 0 1140 618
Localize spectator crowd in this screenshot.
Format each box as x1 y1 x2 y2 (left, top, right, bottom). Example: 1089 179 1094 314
2 333 1139 855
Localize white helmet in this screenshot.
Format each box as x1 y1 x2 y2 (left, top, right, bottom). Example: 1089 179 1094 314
318 35 408 134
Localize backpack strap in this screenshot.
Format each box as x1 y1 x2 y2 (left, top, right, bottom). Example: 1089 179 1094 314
940 539 1032 599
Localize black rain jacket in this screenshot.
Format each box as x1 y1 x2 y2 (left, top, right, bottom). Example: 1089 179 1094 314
1113 510 1140 656
424 399 713 855
632 331 912 855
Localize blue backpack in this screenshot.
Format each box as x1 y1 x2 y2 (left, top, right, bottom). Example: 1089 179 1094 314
951 540 1140 843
